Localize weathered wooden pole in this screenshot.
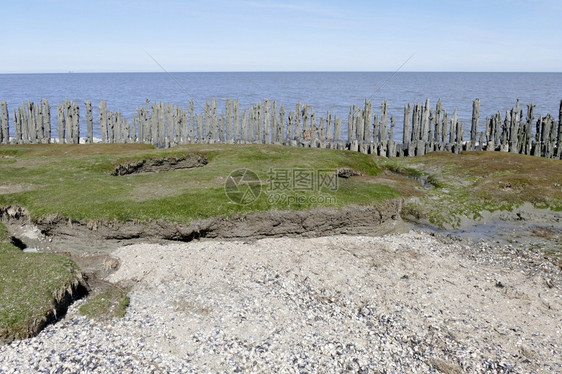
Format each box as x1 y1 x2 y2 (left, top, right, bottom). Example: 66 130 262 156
347 105 353 143
334 118 341 143
557 100 562 159
233 100 240 142
196 114 203 144
136 108 144 143
72 103 80 144
521 103 534 155
287 111 295 142
30 102 40 143
56 104 64 144
63 100 71 144
98 100 108 143
41 99 51 143
420 98 430 143
85 100 93 143
548 114 557 158
211 99 218 143
0 101 8 144
434 101 442 150
279 104 285 144
442 110 449 151
485 117 493 150
264 99 270 144
19 103 28 143
403 103 411 155
363 99 372 142
508 100 520 153
379 101 389 156
225 99 233 143
387 116 396 157
218 113 224 143
296 103 304 140
272 100 280 143
455 111 463 154
450 109 458 153
470 98 480 150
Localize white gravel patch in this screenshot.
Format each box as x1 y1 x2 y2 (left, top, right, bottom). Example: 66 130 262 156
1 231 560 373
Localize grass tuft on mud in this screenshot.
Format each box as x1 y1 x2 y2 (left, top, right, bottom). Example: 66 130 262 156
0 222 86 343
377 151 562 228
79 288 129 321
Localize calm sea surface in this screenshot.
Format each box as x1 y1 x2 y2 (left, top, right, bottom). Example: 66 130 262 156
0 72 560 140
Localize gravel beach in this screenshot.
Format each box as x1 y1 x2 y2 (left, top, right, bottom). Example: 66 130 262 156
1 230 560 373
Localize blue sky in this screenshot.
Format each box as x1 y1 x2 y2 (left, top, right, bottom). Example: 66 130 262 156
2 0 561 72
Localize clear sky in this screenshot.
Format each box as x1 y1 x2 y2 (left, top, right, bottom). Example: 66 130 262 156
1 0 561 73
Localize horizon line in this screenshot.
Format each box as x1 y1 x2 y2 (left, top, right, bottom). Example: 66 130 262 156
1 70 562 75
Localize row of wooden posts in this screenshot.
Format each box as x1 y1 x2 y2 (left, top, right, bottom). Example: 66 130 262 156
0 98 561 159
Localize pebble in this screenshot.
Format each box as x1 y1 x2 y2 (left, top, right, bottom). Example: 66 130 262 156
0 231 560 373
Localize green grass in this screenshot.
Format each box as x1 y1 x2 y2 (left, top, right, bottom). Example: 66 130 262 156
376 151 562 228
79 289 130 321
0 144 396 223
0 222 85 342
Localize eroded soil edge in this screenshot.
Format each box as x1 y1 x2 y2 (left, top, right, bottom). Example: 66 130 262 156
1 200 405 292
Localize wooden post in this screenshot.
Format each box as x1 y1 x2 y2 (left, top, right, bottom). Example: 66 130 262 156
187 100 193 143
279 104 286 144
72 103 80 144
57 104 64 144
523 104 534 155
226 99 233 143
493 112 501 148
233 100 240 142
363 99 372 142
287 111 294 142
29 102 40 143
541 115 552 158
0 101 8 144
403 104 411 155
240 109 248 143
99 100 107 143
347 105 354 143
272 101 281 144
264 99 270 144
435 101 442 151
334 118 341 142
379 101 388 156
218 113 224 143
557 100 562 159
196 114 203 144
295 103 302 141
387 116 396 157
42 99 51 143
136 108 144 143
85 100 93 143
421 98 430 143
19 104 28 143
470 98 480 150
356 106 364 143
509 100 519 153
548 114 557 158
442 110 449 151
451 109 458 153
485 117 493 150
